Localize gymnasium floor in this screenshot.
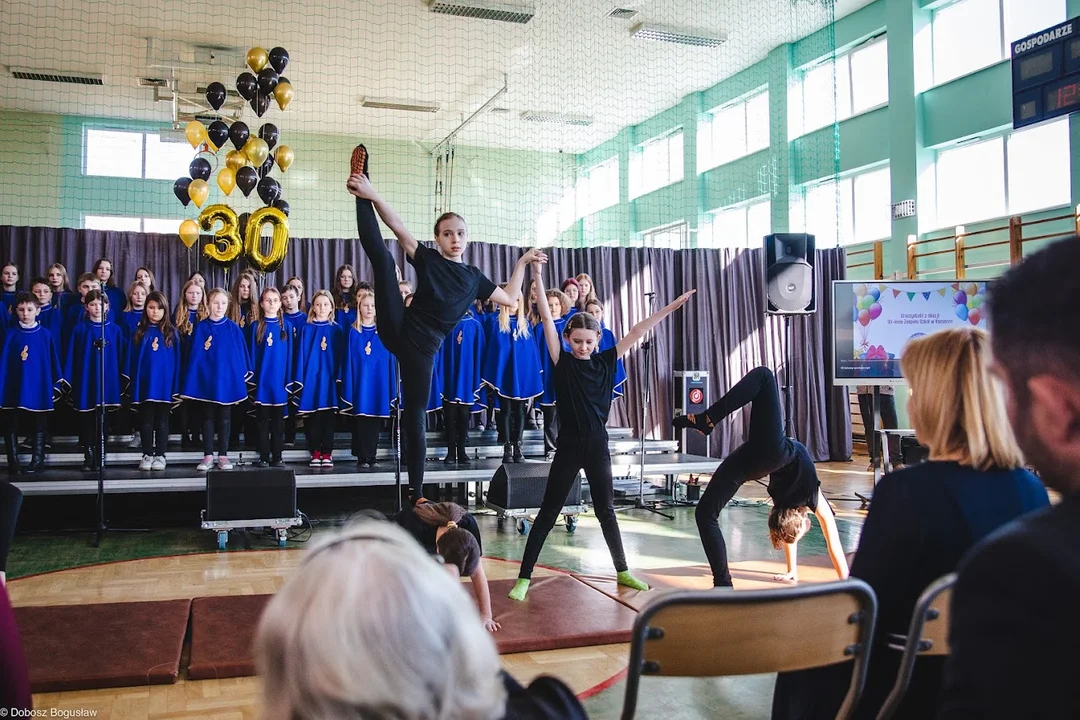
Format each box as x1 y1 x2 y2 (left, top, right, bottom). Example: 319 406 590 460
6 461 873 719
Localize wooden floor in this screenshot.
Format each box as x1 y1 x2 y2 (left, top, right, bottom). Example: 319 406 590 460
8 461 873 719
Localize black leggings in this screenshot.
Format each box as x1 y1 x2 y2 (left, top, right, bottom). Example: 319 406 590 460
541 404 558 453
354 415 382 461
695 366 798 587
139 403 170 456
305 409 335 455
518 432 627 580
201 402 232 457
499 399 526 444
79 413 110 451
257 405 285 461
356 197 437 497
858 392 900 467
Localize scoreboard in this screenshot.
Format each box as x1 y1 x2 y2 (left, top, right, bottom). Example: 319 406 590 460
1012 17 1080 129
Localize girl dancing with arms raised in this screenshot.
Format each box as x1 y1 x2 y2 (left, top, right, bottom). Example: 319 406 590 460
508 264 695 601
346 145 545 504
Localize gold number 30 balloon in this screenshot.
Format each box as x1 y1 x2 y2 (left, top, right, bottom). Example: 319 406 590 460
245 207 290 273
199 204 243 266
198 204 290 272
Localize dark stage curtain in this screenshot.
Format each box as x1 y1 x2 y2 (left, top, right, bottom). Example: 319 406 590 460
0 226 849 460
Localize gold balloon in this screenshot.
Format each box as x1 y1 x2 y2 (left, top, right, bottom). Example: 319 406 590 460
275 145 294 173
225 150 248 173
185 120 207 149
188 178 209 208
244 206 290 273
217 167 236 196
178 219 200 249
243 138 269 167
246 47 269 73
273 81 294 111
199 204 243 266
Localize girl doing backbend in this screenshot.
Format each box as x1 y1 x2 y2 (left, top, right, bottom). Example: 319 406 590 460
674 366 850 586
508 264 695 601
346 144 545 503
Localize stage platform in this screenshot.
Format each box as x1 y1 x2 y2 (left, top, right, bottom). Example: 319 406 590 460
8 428 721 497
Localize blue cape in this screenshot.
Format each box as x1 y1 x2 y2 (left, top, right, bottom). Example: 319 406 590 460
37 305 62 341
63 318 126 411
247 318 297 408
124 326 180 404
294 320 340 413
481 316 543 400
440 312 485 405
119 309 143 339
0 324 65 411
179 317 253 405
339 324 397 417
598 326 627 398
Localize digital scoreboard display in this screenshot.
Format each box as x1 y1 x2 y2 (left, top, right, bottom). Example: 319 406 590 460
1012 17 1080 129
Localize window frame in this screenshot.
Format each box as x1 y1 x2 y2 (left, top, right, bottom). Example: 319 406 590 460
83 126 193 181
629 128 684 199
795 33 889 137
698 87 770 173
794 164 892 247
700 196 772 249
639 221 688 249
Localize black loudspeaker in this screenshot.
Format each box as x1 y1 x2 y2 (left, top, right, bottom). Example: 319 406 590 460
487 462 579 510
205 468 297 521
764 233 816 314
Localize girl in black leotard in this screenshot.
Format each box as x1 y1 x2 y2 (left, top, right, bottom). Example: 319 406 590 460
674 367 850 586
346 145 545 504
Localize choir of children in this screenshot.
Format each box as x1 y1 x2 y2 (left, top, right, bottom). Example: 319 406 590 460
0 255 622 475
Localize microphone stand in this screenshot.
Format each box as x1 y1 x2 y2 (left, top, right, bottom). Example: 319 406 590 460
90 305 147 547
621 291 673 520
394 359 403 513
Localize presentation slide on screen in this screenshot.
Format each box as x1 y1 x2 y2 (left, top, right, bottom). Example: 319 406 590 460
833 280 988 382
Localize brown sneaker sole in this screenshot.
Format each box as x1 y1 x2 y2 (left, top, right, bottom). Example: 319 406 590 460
350 144 368 177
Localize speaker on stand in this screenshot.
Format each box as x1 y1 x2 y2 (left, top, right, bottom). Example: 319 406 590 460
763 233 817 438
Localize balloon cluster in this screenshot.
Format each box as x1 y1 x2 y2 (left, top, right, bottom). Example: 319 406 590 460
952 282 986 326
174 46 294 273
853 284 882 327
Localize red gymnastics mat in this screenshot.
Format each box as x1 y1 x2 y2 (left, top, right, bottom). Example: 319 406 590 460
487 574 638 654
14 599 191 692
187 594 272 680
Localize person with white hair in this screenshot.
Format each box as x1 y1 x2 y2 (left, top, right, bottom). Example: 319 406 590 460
256 518 585 720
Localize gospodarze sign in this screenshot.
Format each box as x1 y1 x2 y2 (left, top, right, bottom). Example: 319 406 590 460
1012 17 1080 129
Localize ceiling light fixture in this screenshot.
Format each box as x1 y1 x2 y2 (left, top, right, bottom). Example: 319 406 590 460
630 23 727 48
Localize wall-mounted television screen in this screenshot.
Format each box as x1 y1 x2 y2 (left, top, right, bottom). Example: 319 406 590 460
832 279 989 386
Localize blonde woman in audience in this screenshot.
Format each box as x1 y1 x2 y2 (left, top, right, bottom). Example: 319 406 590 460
772 326 1049 720
256 518 585 720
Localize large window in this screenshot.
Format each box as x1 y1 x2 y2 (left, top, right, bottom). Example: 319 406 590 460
575 156 619 217
639 222 688 249
698 88 770 172
792 166 891 246
931 0 1065 86
84 215 183 233
629 129 683 199
935 118 1070 227
795 36 888 136
700 198 772 249
84 128 194 180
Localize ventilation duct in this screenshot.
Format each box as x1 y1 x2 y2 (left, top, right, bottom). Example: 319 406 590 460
9 67 103 85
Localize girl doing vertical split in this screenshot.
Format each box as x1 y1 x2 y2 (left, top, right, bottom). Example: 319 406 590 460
508 267 695 601
346 144 545 503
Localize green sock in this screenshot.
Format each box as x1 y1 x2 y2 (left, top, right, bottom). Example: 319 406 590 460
617 570 649 591
508 578 531 601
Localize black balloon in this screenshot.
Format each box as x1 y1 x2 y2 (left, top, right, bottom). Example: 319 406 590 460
258 123 279 151
259 154 274 179
236 72 258 101
173 177 192 206
257 176 281 205
257 67 279 95
236 166 259 197
205 81 227 111
250 94 271 118
268 47 289 75
188 157 211 181
228 121 250 151
278 76 289 86
272 199 290 217
238 212 251 239
207 120 230 150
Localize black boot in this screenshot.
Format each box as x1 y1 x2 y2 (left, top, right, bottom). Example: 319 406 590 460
502 443 513 464
81 447 94 472
4 432 19 475
442 444 457 465
21 431 46 475
513 442 524 463
456 442 472 466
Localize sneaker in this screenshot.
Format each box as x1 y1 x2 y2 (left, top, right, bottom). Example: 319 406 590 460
218 456 234 470
350 144 369 177
128 433 142 449
309 452 321 468
322 454 334 468
139 454 153 471
197 456 214 471
151 456 167 471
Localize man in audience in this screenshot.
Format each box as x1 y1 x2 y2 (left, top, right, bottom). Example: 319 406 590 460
938 236 1080 718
